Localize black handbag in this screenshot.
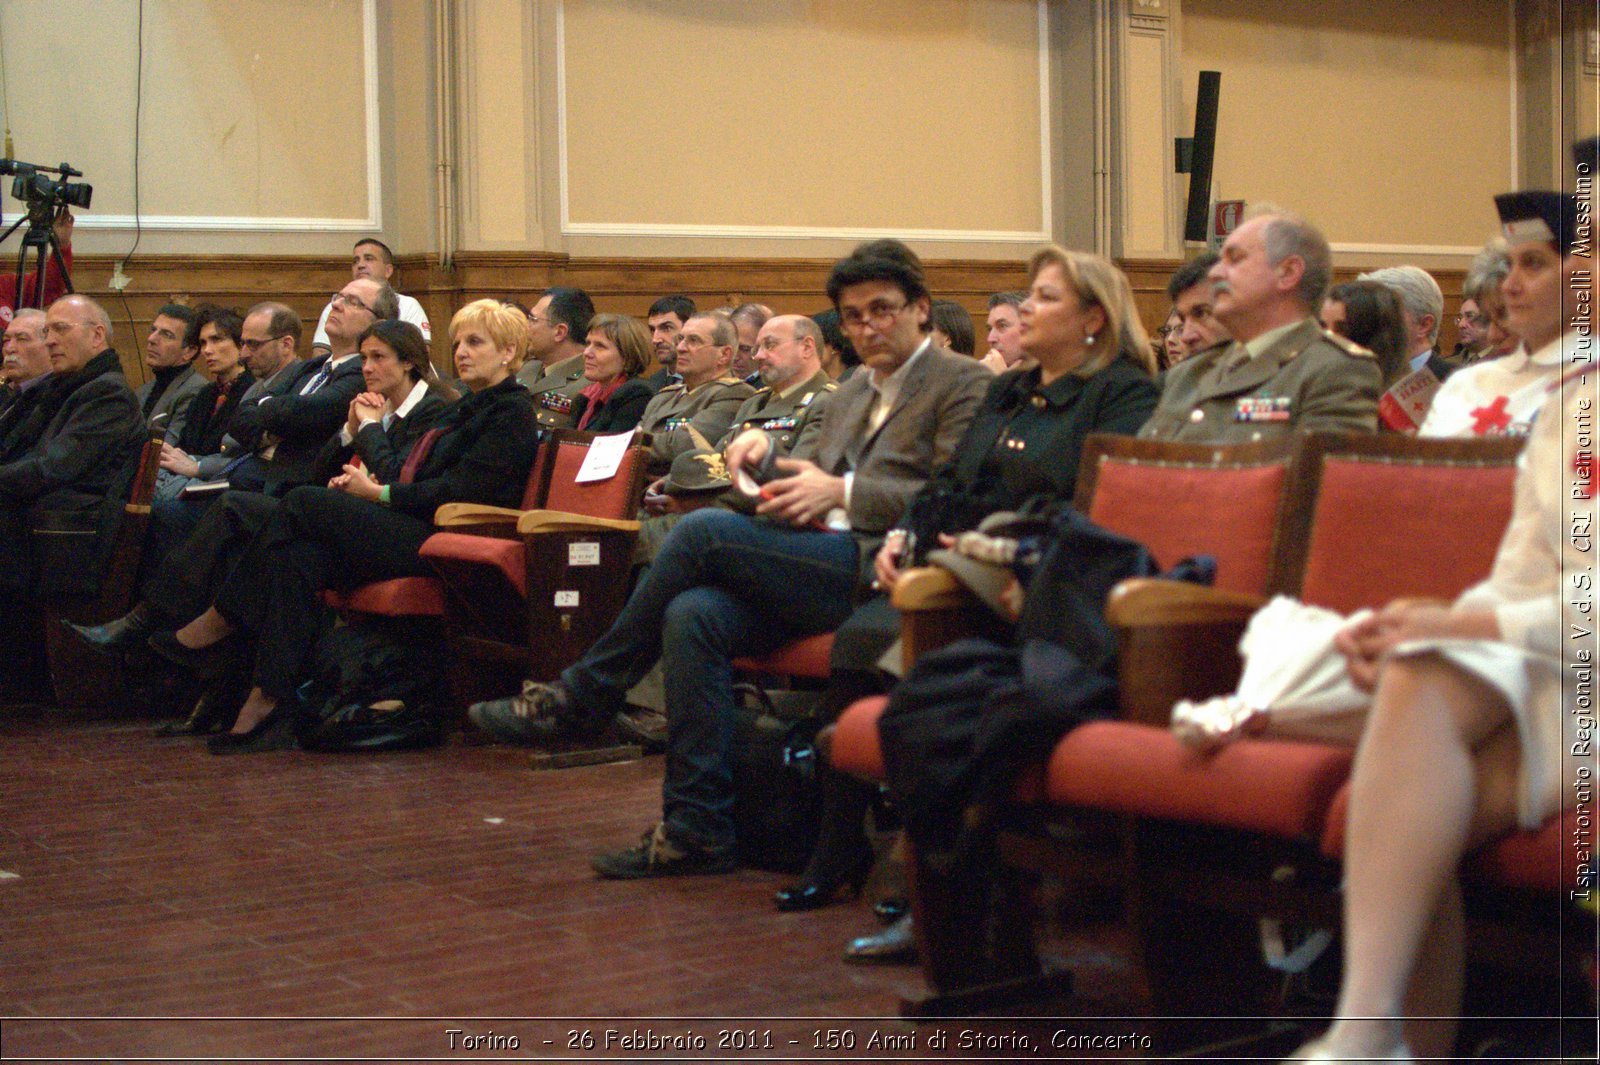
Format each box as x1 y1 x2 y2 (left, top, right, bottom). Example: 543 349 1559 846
728 683 824 872
294 618 450 752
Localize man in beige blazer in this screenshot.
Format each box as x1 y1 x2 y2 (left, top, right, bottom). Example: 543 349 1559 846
469 239 990 878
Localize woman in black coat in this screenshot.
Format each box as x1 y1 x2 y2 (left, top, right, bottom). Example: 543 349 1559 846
777 246 1161 912
155 299 540 751
570 313 654 433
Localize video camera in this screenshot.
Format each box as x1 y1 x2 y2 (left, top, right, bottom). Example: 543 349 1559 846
0 159 92 226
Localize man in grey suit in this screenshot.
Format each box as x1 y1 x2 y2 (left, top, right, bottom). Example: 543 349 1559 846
468 239 989 878
135 304 208 442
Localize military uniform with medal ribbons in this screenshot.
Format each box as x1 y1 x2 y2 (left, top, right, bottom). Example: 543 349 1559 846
1138 317 1381 443
516 353 589 431
636 374 755 475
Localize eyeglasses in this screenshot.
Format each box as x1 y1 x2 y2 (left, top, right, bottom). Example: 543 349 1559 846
1455 311 1490 328
240 335 289 352
330 292 373 313
839 300 909 331
526 313 549 325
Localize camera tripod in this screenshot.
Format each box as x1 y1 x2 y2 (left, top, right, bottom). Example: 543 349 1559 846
0 205 72 310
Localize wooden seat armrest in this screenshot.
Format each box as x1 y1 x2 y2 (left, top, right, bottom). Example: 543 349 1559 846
1105 578 1265 629
434 503 529 527
516 510 641 535
891 566 973 612
1109 579 1264 726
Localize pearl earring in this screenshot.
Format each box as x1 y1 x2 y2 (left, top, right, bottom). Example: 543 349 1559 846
1084 333 1096 347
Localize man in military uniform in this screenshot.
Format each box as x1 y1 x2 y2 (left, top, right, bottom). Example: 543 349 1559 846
1140 207 1381 442
635 312 754 476
515 286 594 431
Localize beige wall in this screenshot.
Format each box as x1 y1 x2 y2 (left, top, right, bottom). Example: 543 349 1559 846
1181 0 1516 266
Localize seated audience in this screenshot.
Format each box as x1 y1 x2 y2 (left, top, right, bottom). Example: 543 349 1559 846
149 299 538 754
929 299 977 356
811 308 860 381
310 238 431 354
136 304 207 442
571 314 654 433
1421 200 1581 437
781 246 1161 915
636 312 754 476
0 310 54 448
1165 251 1227 366
466 238 990 879
1320 280 1410 385
1139 206 1382 442
1358 265 1453 381
979 291 1026 374
642 294 695 392
516 286 596 431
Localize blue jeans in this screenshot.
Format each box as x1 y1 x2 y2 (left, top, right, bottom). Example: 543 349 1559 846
561 507 860 850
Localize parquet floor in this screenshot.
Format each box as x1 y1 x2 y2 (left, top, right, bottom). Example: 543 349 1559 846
0 705 1152 1064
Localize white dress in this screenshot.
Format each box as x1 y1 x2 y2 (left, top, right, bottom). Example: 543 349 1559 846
1396 363 1597 827
1418 332 1576 438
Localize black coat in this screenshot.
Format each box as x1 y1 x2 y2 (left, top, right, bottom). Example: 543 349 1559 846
570 377 654 435
229 354 366 495
387 377 539 520
0 349 147 594
897 355 1158 558
310 390 451 486
175 370 255 458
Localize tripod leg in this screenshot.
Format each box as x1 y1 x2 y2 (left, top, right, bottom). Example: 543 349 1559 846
47 236 72 299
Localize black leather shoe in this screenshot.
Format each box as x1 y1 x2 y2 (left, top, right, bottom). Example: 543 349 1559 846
873 897 909 924
67 605 158 654
843 914 917 965
774 842 873 912
148 631 243 683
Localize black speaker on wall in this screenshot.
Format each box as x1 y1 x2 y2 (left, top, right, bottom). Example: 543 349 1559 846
1180 70 1222 243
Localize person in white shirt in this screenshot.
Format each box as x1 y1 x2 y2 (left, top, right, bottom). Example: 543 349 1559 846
310 239 430 355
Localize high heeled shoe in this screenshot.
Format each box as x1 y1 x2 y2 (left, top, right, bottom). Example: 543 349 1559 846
773 842 874 912
207 708 295 755
66 604 158 654
148 630 245 683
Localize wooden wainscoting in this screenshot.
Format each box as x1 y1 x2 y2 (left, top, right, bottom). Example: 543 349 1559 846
70 253 1467 384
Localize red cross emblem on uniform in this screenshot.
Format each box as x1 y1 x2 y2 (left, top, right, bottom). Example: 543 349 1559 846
1576 450 1595 500
1470 395 1512 435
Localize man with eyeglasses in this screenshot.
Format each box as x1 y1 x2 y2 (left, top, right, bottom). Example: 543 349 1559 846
467 239 989 880
634 312 754 477
1447 300 1492 368
729 303 772 383
516 286 595 431
309 238 430 357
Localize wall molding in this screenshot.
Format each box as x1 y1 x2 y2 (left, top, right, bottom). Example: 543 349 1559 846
75 0 382 233
554 0 1053 244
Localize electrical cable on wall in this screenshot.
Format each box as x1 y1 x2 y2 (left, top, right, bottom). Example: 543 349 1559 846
114 0 147 375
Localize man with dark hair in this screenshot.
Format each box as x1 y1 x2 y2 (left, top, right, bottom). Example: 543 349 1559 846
1140 206 1381 442
635 312 755 476
468 238 990 879
517 286 596 430
1164 252 1228 365
643 294 696 390
310 238 430 355
136 303 208 442
980 291 1026 373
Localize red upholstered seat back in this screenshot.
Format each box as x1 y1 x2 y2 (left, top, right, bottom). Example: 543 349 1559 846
1087 458 1287 595
544 438 645 519
127 438 164 507
1298 457 1516 614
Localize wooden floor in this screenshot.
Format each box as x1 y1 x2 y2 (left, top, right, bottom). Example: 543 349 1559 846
0 703 1154 1064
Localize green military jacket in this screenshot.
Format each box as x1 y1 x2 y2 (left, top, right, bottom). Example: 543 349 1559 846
718 369 839 461
637 375 755 474
516 353 588 431
1138 318 1381 443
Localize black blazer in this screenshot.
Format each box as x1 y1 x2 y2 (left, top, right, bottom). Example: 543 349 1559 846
232 354 367 495
901 354 1158 545
311 390 451 486
386 377 539 521
175 371 255 458
570 378 653 435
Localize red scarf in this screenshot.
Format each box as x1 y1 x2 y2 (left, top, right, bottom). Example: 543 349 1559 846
576 376 627 430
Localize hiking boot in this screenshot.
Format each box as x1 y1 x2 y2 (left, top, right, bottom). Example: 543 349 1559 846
590 823 736 880
467 680 572 745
